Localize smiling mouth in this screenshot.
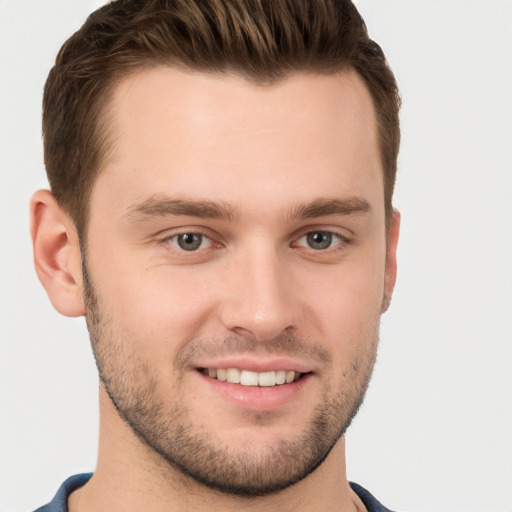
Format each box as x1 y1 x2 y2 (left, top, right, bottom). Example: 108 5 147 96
199 368 305 387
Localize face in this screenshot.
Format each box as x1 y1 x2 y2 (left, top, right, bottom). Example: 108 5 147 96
82 68 397 496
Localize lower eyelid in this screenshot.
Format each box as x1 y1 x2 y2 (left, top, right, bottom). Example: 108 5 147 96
163 233 212 249
294 231 348 247
160 230 349 252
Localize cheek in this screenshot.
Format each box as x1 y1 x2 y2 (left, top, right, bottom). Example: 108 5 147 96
295 256 385 366
301 258 385 322
94 261 220 357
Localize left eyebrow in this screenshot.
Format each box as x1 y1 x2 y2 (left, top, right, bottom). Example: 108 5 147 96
123 196 240 222
288 197 372 221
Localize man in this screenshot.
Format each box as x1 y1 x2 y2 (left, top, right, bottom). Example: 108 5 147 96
30 0 401 510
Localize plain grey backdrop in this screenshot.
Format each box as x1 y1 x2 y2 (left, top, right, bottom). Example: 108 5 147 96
1 1 511 511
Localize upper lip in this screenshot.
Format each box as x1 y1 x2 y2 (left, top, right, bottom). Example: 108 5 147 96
194 356 315 374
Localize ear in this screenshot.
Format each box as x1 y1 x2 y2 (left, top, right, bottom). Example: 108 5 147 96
30 190 85 317
382 209 400 313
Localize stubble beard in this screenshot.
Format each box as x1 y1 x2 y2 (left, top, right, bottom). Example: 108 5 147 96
82 261 379 497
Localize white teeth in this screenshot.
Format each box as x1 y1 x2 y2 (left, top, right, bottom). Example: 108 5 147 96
240 370 259 386
203 368 302 386
258 371 276 387
285 370 295 384
275 370 286 385
226 368 241 384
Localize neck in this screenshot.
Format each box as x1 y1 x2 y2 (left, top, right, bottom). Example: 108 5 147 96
69 387 363 512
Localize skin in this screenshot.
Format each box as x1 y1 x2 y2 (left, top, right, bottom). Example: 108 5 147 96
31 68 400 512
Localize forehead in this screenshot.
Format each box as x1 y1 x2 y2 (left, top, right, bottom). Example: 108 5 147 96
93 67 382 220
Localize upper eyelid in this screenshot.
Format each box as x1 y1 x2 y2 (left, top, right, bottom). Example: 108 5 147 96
168 233 213 249
154 226 351 245
291 226 352 242
165 231 215 243
293 231 347 247
156 226 219 241
154 228 216 252
297 230 346 240
164 230 211 240
159 232 219 256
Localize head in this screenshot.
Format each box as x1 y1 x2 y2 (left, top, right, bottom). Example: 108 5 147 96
32 0 401 499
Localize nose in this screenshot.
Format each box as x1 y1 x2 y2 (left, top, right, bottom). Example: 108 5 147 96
219 244 302 342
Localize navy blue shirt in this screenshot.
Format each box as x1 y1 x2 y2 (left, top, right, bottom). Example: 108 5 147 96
34 473 395 511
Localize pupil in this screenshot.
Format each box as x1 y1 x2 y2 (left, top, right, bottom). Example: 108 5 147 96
178 233 201 251
307 232 331 250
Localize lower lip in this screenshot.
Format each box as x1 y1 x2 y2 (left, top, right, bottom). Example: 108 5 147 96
196 371 313 411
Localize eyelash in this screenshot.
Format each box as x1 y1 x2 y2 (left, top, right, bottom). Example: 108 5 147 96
292 230 349 251
159 228 351 255
162 231 219 252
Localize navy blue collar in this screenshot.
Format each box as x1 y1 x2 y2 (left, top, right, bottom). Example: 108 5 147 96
35 473 395 512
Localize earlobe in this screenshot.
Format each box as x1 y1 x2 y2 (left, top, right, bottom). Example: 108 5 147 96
382 209 401 313
30 190 85 317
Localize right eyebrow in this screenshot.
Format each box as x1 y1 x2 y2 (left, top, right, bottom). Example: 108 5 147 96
123 196 240 222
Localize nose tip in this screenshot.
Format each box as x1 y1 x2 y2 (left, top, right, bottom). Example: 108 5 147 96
219 255 301 342
226 309 295 343
221 285 298 342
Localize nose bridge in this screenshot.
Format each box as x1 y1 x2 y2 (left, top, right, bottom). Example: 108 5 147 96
221 239 299 341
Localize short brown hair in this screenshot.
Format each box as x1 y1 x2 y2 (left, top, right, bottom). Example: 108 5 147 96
43 0 400 235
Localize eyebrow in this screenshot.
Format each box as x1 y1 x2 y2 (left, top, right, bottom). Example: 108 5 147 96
289 197 372 220
123 195 371 223
124 196 240 222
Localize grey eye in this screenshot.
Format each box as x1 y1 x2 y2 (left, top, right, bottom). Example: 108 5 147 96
177 233 203 251
306 232 333 250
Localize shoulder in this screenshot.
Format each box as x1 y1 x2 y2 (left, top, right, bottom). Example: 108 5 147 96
33 474 93 512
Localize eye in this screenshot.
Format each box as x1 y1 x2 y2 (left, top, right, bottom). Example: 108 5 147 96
295 231 345 251
167 233 211 251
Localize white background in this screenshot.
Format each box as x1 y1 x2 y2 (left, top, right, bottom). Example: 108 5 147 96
1 1 511 511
